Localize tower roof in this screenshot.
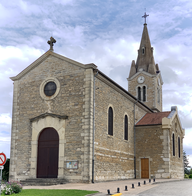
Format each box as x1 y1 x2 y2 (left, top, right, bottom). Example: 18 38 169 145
135 24 156 74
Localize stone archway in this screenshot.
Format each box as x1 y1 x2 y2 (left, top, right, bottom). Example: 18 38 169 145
29 114 67 179
37 127 59 178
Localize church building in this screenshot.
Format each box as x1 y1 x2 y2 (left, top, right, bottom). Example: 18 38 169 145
9 19 185 184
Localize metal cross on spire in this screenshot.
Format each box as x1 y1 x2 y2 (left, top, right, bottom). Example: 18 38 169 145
47 37 56 51
142 12 149 24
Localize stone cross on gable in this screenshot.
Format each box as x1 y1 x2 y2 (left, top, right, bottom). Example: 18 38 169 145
142 12 149 24
47 37 56 51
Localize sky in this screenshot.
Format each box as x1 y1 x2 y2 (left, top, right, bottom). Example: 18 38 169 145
0 0 192 166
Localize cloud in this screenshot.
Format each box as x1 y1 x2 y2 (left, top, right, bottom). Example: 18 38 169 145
0 114 11 125
53 0 75 5
184 128 192 150
0 135 10 158
0 123 11 157
0 45 44 116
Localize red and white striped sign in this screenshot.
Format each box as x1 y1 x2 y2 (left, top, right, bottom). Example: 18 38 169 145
0 153 6 166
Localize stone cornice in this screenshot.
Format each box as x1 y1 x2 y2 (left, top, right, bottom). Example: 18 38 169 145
84 63 97 69
127 71 163 85
30 113 68 122
10 50 97 81
135 124 162 129
127 71 156 81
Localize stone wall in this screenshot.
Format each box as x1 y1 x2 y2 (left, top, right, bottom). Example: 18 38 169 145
135 125 170 179
10 54 93 183
94 74 148 181
169 117 184 179
128 72 162 112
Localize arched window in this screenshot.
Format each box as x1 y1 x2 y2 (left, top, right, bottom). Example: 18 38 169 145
138 87 141 101
172 133 175 156
108 107 113 136
178 137 180 158
143 86 146 102
124 115 128 140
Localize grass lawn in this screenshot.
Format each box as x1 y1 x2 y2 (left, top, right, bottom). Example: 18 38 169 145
4 189 98 196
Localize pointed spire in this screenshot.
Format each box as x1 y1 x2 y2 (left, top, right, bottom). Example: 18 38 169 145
135 24 156 74
129 60 136 78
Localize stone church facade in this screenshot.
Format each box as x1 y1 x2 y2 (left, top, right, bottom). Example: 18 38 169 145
9 23 185 183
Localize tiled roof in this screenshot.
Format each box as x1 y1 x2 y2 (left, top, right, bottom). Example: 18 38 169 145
136 111 171 126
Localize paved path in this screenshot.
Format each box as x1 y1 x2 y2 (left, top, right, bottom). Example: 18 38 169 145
23 179 183 195
124 180 192 196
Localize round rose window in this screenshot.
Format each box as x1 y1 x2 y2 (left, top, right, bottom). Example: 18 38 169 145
44 81 57 96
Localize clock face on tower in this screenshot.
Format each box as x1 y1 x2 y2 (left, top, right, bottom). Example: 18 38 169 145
137 76 145 84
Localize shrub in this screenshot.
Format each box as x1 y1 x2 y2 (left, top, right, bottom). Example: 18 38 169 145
1 182 14 195
9 180 23 193
189 174 192 178
184 174 189 178
1 180 23 195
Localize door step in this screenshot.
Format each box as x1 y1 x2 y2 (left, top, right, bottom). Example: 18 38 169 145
20 178 68 186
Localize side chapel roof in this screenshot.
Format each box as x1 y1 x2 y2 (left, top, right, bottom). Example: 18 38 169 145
136 111 171 126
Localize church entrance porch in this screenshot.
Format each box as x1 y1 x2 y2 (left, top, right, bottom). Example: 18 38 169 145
141 158 149 178
29 114 67 179
37 127 59 178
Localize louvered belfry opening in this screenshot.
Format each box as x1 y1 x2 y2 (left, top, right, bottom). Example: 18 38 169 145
37 127 59 178
143 86 146 102
138 87 141 101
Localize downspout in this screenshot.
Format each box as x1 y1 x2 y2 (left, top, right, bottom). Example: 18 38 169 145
134 99 139 179
92 70 98 183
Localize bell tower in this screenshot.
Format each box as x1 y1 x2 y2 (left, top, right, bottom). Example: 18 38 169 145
127 14 163 112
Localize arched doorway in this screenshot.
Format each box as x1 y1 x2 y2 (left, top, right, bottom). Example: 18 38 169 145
37 127 59 178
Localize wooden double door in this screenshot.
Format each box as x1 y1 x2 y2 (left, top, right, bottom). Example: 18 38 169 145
141 158 149 178
37 128 59 178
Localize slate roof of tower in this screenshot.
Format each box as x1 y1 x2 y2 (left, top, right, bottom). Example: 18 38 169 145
136 111 171 126
129 24 158 78
136 24 157 74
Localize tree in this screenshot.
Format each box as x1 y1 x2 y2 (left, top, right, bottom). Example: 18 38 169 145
2 158 10 181
183 151 191 175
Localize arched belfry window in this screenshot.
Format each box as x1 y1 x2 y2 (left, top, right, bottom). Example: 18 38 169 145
124 115 128 140
108 107 113 136
172 133 175 156
143 86 146 102
178 137 180 158
138 87 141 101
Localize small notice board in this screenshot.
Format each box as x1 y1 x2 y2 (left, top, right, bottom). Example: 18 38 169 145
66 161 78 169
